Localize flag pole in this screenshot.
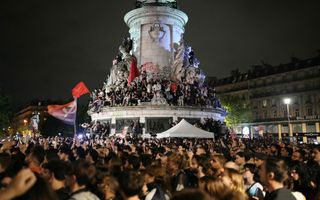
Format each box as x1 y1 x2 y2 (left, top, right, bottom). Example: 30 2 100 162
74 98 78 138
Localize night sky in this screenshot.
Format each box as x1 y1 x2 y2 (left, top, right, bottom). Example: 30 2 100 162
1 0 320 108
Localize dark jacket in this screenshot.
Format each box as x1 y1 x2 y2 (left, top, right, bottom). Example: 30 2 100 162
264 188 296 200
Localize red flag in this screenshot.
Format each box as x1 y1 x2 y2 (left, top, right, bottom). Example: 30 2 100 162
72 82 90 98
170 82 177 93
127 57 140 85
47 100 77 125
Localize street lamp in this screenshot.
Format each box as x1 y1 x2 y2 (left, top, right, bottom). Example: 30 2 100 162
283 98 292 140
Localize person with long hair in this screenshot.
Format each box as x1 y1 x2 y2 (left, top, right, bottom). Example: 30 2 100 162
210 154 226 178
167 153 188 192
171 189 211 200
101 176 122 200
221 168 247 198
204 176 230 199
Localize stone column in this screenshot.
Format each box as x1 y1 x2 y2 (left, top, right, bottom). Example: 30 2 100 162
250 125 254 139
140 117 146 136
302 123 307 143
111 117 116 135
316 122 320 142
124 5 188 77
278 124 282 140
289 123 293 140
173 116 178 122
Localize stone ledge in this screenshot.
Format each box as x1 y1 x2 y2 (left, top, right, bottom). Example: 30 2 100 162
124 6 188 27
89 105 226 121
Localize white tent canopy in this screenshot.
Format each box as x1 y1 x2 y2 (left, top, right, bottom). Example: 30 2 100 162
154 119 215 139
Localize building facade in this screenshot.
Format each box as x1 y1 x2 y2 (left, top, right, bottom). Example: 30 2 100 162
211 56 320 143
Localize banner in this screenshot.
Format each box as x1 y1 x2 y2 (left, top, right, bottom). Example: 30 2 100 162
47 100 77 125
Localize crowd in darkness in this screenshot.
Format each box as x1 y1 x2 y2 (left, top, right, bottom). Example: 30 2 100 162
88 70 222 113
0 135 320 200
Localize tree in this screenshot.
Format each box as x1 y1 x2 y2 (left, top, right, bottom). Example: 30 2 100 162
219 95 252 129
0 91 12 137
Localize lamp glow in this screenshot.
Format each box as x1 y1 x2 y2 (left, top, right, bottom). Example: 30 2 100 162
283 98 291 105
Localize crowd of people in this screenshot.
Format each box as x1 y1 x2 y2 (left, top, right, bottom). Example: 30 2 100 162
0 135 320 200
87 37 222 113
88 72 222 113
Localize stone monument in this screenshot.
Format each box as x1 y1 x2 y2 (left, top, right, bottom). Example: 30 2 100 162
89 1 226 136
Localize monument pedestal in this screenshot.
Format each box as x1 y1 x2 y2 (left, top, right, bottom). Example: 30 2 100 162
90 105 225 134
